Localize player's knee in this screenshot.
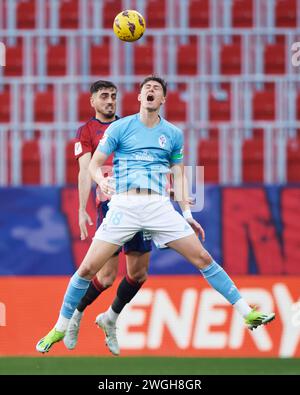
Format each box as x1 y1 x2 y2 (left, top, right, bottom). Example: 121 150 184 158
129 270 148 284
97 271 117 288
192 250 212 270
78 265 95 280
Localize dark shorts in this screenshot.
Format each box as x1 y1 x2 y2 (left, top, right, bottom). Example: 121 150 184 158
96 200 152 255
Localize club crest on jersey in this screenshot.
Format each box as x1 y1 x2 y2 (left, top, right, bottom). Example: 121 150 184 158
158 134 167 148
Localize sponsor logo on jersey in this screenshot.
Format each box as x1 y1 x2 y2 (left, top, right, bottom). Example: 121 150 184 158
74 141 83 155
99 132 108 146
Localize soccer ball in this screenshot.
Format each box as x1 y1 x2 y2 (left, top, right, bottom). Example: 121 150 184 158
113 10 146 42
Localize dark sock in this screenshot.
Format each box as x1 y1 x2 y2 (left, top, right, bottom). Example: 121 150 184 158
111 274 145 314
77 277 106 312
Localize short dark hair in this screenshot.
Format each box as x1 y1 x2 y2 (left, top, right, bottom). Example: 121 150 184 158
140 75 167 96
90 80 117 94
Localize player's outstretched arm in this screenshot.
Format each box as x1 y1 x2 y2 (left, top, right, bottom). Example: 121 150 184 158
78 153 93 240
88 150 115 196
171 163 205 242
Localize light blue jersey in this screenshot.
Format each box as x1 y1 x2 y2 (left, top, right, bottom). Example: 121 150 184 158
97 113 184 195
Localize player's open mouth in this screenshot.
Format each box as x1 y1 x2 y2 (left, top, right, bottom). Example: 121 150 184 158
147 94 154 102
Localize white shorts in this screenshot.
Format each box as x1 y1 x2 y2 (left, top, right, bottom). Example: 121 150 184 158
94 194 194 248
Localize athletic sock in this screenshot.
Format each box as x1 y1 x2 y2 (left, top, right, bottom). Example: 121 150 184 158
109 274 145 319
200 261 242 305
234 298 252 318
60 271 90 321
77 277 106 313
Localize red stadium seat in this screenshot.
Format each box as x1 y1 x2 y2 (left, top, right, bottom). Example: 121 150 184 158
21 139 41 184
188 0 209 28
17 0 36 29
296 93 300 120
242 130 264 182
287 131 300 182
165 91 187 122
275 0 297 27
232 0 253 27
0 89 10 122
47 40 67 76
177 42 198 75
121 91 139 116
264 42 285 74
90 41 110 75
59 0 79 29
77 92 93 122
3 41 23 76
65 139 78 184
220 41 242 75
133 41 154 75
146 0 166 28
34 88 54 122
252 90 275 120
209 90 231 121
103 0 122 28
198 130 219 183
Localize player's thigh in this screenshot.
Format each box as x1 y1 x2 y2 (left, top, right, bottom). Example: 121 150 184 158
78 239 121 279
126 251 150 282
96 254 119 286
167 234 212 269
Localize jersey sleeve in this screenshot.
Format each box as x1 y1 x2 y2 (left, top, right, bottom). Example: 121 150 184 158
97 122 121 156
170 129 184 164
74 124 92 159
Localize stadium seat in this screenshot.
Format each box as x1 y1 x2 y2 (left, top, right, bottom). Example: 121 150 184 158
287 131 300 182
133 41 154 75
103 0 122 28
209 90 231 121
296 93 300 120
146 0 166 28
0 89 10 122
47 40 67 76
121 91 139 117
21 139 41 184
242 130 264 182
252 90 275 120
90 41 110 75
77 91 93 122
232 0 253 27
220 41 242 74
59 0 79 29
177 42 198 75
264 41 285 74
275 0 297 27
197 130 219 183
65 139 78 184
34 88 54 122
3 41 23 76
188 0 209 28
165 91 187 122
16 0 36 29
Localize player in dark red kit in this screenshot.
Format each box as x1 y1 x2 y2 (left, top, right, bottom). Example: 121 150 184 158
63 80 151 355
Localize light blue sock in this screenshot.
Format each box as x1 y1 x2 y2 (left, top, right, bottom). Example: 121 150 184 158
60 272 91 319
200 261 241 305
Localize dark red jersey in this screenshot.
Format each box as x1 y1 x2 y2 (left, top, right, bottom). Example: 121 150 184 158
74 117 119 165
74 116 119 205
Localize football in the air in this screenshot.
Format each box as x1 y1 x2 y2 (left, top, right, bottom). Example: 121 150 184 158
113 10 146 42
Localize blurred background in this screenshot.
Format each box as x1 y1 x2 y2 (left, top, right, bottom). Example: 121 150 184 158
0 0 300 374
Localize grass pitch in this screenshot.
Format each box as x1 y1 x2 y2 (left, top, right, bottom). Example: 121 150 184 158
0 357 299 375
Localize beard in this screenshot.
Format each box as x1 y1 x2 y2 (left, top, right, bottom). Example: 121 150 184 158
101 109 115 119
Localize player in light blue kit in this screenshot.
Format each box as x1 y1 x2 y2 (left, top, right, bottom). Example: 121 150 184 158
36 76 275 354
